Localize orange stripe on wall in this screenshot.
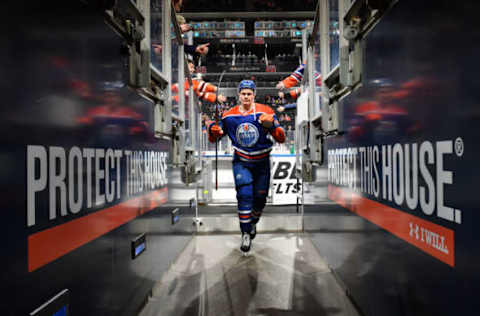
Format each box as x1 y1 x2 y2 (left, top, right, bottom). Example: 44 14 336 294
328 185 455 267
28 188 168 272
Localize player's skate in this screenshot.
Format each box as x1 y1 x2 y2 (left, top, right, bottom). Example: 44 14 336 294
249 224 257 240
240 232 251 255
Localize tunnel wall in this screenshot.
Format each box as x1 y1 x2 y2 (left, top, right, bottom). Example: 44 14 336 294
319 0 480 315
0 1 193 315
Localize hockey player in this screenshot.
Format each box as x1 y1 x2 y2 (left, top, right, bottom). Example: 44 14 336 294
208 80 285 253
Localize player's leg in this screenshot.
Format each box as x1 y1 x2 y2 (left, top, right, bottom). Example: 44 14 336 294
251 159 271 239
233 161 253 252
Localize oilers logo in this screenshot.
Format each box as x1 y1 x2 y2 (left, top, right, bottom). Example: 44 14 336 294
236 123 259 147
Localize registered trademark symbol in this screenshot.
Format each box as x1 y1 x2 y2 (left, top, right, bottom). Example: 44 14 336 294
455 137 464 157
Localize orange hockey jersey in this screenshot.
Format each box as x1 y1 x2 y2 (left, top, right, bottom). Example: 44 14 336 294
172 79 218 103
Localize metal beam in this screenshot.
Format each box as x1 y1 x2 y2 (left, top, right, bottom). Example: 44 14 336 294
202 72 291 76
178 46 185 122
319 0 330 133
162 0 172 135
220 87 283 91
178 11 315 19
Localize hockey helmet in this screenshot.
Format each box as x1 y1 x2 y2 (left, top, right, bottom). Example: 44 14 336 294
237 80 256 94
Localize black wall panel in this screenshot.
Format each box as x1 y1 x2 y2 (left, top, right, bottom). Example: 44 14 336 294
0 1 193 315
318 1 480 315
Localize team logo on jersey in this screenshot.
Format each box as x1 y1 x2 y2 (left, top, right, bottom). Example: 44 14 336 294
236 122 259 147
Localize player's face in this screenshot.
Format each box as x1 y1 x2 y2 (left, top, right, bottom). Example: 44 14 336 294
239 89 255 107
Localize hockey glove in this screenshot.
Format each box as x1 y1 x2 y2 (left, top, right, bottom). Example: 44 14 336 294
210 124 224 140
259 113 275 129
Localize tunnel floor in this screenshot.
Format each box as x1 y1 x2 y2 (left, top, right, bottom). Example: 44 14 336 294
138 232 360 316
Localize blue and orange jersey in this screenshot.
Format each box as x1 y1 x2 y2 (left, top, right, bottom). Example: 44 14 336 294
208 103 285 161
281 63 322 89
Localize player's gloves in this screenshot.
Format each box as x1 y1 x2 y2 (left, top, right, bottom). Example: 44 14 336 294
259 113 275 129
210 124 224 140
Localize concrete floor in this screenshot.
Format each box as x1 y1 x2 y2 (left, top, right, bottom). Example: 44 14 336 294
139 234 359 316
